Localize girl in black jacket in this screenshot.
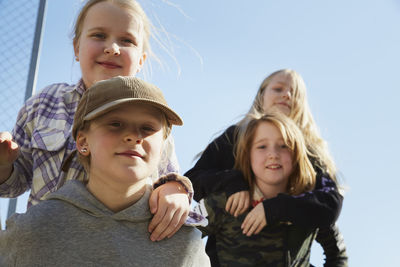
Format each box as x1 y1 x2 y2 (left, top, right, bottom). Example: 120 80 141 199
186 69 348 266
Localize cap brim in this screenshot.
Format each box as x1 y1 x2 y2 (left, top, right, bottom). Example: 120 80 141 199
83 98 183 126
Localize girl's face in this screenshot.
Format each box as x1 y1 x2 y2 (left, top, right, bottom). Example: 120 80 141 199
262 72 294 116
250 121 293 194
74 2 147 88
78 103 164 186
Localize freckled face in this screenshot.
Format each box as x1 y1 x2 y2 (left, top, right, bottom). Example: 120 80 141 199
74 2 147 88
262 72 294 116
250 121 293 193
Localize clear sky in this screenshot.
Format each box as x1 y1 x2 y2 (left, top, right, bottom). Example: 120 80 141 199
1 1 400 266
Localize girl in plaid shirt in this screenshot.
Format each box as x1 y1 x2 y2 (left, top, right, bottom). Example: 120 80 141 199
0 0 192 242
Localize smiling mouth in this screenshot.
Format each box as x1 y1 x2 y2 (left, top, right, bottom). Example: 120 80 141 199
266 165 282 170
98 61 121 69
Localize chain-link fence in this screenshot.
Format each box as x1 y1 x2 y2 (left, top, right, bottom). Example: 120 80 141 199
0 0 44 229
0 0 41 130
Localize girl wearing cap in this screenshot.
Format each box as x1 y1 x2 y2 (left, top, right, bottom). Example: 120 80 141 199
0 0 190 241
186 69 347 266
0 76 210 266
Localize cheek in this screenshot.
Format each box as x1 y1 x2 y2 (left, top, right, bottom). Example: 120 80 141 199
262 92 275 111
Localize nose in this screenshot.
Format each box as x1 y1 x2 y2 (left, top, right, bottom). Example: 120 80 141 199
124 128 143 144
282 89 292 100
267 148 279 159
104 43 120 56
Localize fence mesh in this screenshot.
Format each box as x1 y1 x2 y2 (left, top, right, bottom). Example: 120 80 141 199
0 0 41 229
0 0 40 131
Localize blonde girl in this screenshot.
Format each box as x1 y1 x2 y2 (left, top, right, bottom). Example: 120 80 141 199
185 69 347 266
199 113 318 266
0 0 190 241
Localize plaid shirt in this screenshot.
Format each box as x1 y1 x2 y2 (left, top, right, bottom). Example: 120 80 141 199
0 80 180 208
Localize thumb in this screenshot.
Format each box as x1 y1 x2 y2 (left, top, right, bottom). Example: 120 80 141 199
149 189 159 214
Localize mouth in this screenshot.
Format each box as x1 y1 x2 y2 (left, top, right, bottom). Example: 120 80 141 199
277 102 290 109
266 164 282 170
97 61 121 69
116 150 143 159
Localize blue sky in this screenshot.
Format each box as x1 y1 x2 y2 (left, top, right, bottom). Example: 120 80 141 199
1 1 400 266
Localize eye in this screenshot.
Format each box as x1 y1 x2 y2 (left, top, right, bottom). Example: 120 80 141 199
109 121 122 128
141 125 156 133
91 32 106 39
273 87 283 92
121 37 137 46
256 145 266 150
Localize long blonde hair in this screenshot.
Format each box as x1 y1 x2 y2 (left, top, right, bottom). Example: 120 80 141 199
234 113 316 199
242 69 337 181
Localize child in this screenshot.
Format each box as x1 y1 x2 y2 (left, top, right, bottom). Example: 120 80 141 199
0 0 190 241
0 76 210 267
185 69 347 266
199 112 318 266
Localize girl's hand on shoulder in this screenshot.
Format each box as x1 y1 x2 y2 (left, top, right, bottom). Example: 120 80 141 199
225 191 250 217
241 202 266 236
0 132 19 166
148 181 190 241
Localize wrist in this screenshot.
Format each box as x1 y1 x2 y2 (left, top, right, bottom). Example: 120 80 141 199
0 163 13 184
153 173 194 204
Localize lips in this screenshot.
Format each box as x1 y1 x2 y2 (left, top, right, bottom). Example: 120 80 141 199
97 61 121 69
116 150 143 159
277 102 290 109
266 164 282 170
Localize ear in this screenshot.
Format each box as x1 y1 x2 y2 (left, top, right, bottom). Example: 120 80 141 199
73 40 80 62
76 131 90 156
136 51 147 73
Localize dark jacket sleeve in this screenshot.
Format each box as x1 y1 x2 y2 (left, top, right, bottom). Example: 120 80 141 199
184 125 249 202
316 224 348 267
263 169 343 228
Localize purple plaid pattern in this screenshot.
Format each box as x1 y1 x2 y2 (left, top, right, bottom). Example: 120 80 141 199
0 80 180 208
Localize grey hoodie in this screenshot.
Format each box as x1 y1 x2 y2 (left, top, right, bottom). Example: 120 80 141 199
0 180 210 267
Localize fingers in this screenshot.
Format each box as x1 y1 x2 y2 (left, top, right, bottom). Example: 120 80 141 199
226 191 249 216
167 210 188 238
149 205 173 241
0 132 19 165
225 195 233 214
148 193 165 234
148 181 190 241
149 200 188 241
0 131 13 141
148 187 159 215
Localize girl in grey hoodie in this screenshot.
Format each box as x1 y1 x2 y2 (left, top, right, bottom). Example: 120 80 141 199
0 76 210 267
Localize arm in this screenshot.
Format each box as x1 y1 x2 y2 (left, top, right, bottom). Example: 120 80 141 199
262 171 343 228
147 136 192 241
184 125 249 202
316 224 348 267
0 99 36 197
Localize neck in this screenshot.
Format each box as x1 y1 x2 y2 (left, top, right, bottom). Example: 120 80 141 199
255 181 287 200
86 174 148 213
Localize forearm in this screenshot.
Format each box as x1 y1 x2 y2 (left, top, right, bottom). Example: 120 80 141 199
0 164 13 184
186 167 248 202
263 176 343 227
0 164 30 197
185 125 248 201
316 224 348 267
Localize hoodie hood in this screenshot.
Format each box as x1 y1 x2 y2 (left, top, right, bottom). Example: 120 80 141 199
45 180 153 223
